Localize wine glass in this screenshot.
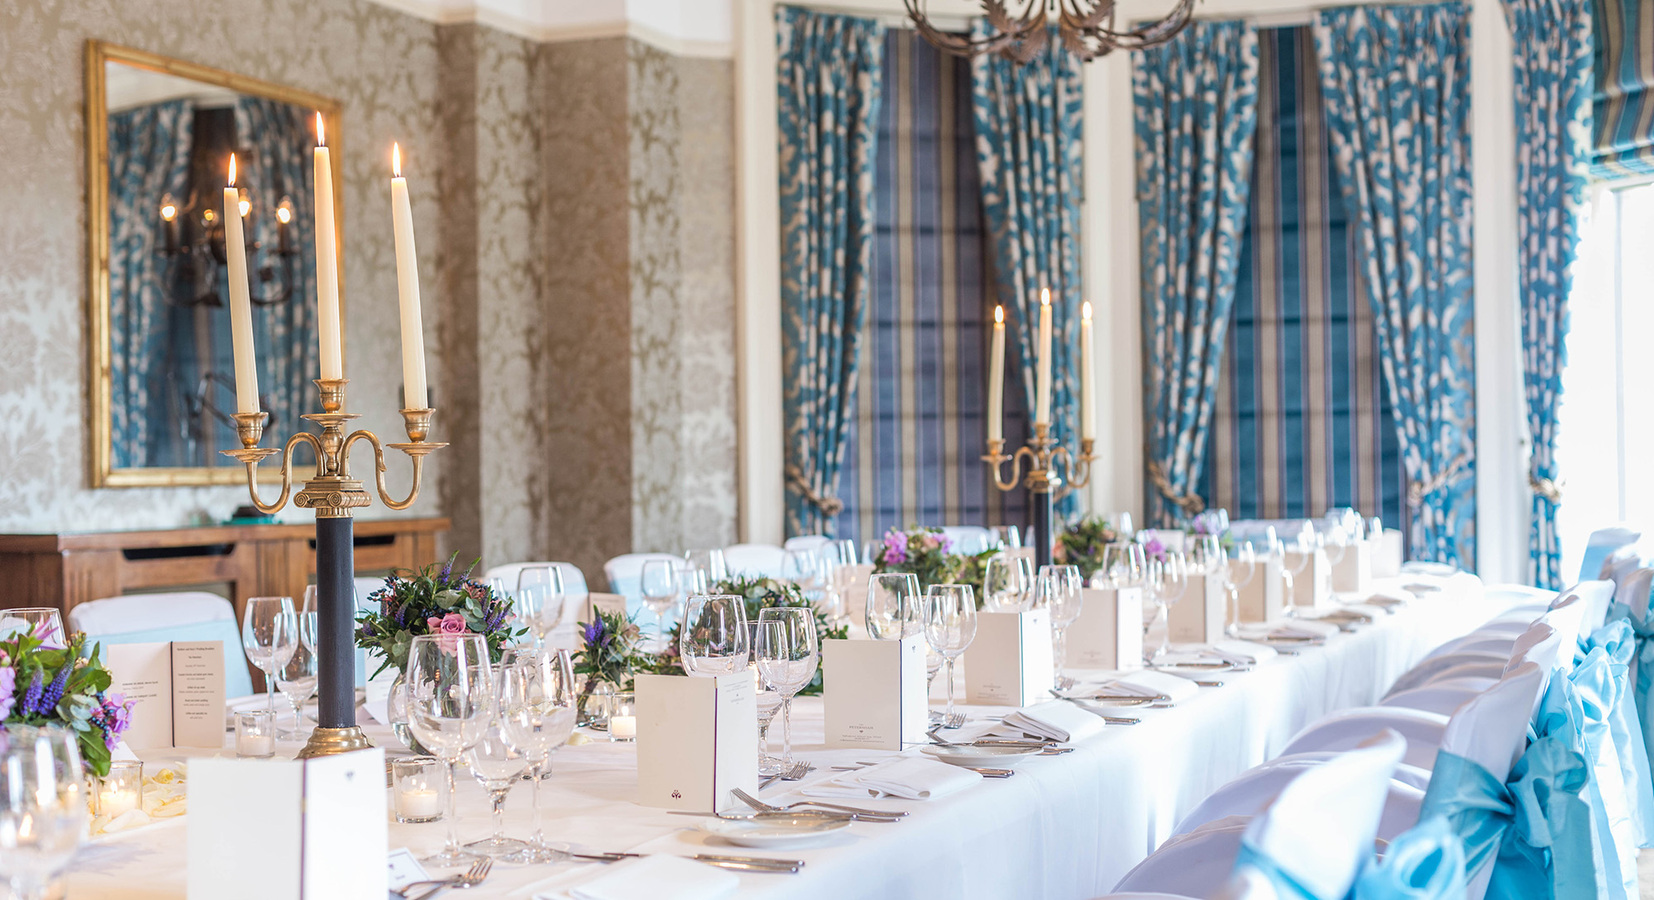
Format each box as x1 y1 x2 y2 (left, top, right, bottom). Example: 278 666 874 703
1111 512 1135 540
1145 553 1189 659
744 622 786 775
274 624 319 739
0 608 66 648
1281 527 1313 617
1037 565 1084 684
683 549 729 585
814 544 846 626
1366 516 1383 544
465 713 530 858
983 555 1033 613
923 584 977 728
515 566 566 647
754 608 819 770
639 559 680 652
993 525 1022 550
241 597 298 721
1225 544 1257 637
1191 534 1225 574
0 725 88 900
1101 542 1147 589
405 633 494 867
298 586 321 653
866 573 921 639
679 595 749 676
496 648 577 864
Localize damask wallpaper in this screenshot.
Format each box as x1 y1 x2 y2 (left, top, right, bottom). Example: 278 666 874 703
0 0 739 582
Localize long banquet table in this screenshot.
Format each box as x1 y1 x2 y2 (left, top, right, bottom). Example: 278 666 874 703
68 573 1508 900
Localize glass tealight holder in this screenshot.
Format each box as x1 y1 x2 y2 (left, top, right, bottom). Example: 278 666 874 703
235 709 277 758
95 760 143 818
392 756 446 824
606 691 637 743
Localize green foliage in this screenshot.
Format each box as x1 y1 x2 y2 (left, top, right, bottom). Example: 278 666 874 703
1055 516 1121 579
653 576 847 696
353 553 525 677
3 630 129 777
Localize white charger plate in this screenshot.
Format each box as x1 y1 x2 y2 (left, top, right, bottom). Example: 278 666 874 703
920 744 1042 767
695 815 852 848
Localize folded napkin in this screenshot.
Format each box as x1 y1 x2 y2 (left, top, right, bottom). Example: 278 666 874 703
1105 669 1199 703
1212 640 1278 664
1400 561 1457 578
557 856 738 900
801 756 981 801
1003 700 1107 743
1366 592 1411 608
1271 619 1341 640
1338 603 1389 619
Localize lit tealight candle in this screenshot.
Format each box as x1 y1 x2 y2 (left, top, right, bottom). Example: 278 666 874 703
97 787 140 818
610 715 637 740
396 787 442 819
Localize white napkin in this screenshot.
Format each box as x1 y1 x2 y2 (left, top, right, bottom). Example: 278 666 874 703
1105 669 1199 703
1400 561 1457 577
1336 603 1389 619
801 756 981 800
1271 619 1341 640
1003 700 1107 743
555 856 738 900
1212 640 1277 664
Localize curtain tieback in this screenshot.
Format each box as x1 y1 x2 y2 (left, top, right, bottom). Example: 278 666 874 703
1407 453 1472 508
785 465 844 518
1528 469 1563 504
1147 460 1205 516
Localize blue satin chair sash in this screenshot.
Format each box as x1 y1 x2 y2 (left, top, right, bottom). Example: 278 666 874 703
1233 842 1330 900
1564 646 1636 899
1354 816 1467 900
1602 603 1654 848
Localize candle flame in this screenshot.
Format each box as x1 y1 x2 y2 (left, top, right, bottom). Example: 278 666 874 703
1082 301 1093 321
276 204 292 224
1040 287 1050 307
315 112 326 147
227 153 236 187
392 142 401 178
994 305 1004 324
238 198 251 218
160 203 177 222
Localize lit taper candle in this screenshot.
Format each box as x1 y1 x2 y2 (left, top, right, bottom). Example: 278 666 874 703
988 305 1005 442
1035 287 1053 426
389 143 428 409
224 154 259 415
1080 301 1095 441
313 113 343 381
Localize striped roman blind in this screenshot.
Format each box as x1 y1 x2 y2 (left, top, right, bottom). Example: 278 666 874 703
833 29 1029 545
1593 0 1654 178
1199 26 1407 529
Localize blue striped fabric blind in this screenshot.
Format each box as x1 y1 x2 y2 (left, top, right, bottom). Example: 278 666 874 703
1200 26 1406 529
834 29 1028 545
1592 0 1654 178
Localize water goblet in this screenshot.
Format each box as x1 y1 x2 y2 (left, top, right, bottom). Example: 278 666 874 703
639 559 680 652
1145 553 1189 659
1101 541 1147 589
866 573 921 639
241 596 297 721
0 725 88 900
1225 545 1257 637
679 595 749 676
465 714 530 858
515 566 566 647
683 548 728 584
1111 512 1135 540
1281 527 1314 617
0 608 66 647
754 609 819 769
1036 564 1084 683
496 647 577 864
923 584 977 727
983 555 1033 612
744 622 786 775
404 633 494 867
274 623 319 738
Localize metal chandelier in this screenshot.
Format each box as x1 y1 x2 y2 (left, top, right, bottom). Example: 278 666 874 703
905 0 1196 63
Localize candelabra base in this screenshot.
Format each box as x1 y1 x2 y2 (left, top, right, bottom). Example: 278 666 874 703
295 725 375 759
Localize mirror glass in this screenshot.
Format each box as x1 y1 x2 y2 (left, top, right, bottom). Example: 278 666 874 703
90 44 339 486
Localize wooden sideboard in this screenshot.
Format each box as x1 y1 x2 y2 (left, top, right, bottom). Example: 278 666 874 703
0 517 448 623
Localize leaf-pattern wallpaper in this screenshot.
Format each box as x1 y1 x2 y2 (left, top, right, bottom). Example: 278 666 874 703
0 1 738 579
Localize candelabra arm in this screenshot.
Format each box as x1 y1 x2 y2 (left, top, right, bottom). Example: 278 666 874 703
339 409 446 512
222 413 325 515
1054 438 1097 502
983 439 1032 492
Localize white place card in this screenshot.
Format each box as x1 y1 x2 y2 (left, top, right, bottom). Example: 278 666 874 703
1168 573 1227 644
635 672 758 813
964 609 1054 707
187 749 387 900
1374 529 1404 578
385 849 430 892
1066 588 1143 671
1284 547 1334 610
1235 557 1286 624
105 641 226 750
1332 541 1373 595
587 592 628 621
823 633 928 750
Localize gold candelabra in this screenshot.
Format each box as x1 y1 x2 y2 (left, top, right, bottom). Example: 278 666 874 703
983 423 1096 568
223 378 445 758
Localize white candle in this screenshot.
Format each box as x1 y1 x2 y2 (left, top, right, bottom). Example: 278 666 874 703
1035 287 1053 426
313 113 343 381
610 715 637 740
1080 301 1095 441
389 144 429 410
238 731 274 758
396 787 442 818
98 788 140 818
988 305 1005 443
223 155 259 415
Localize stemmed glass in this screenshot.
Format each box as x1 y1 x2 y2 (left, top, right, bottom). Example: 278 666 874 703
683 549 729 585
241 596 298 721
679 595 749 676
1111 512 1135 540
983 556 1033 613
1144 553 1189 659
516 566 566 647
1281 527 1313 617
745 622 786 775
639 559 680 652
405 634 494 867
1101 542 1147 589
923 585 978 727
1366 517 1384 544
1225 545 1257 637
465 712 530 858
1036 565 1084 683
274 629 319 738
993 525 1022 550
866 573 921 640
815 544 846 627
782 549 823 600
754 609 819 770
496 647 577 864
0 609 66 647
0 725 88 900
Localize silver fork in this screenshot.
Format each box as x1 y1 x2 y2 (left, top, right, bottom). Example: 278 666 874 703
930 709 966 729
396 858 491 899
757 760 811 789
732 786 906 819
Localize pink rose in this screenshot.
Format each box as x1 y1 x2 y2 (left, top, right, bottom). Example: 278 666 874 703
426 613 469 635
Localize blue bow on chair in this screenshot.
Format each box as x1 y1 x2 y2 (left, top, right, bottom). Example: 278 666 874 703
1599 606 1654 846
1232 844 1331 900
1353 816 1467 900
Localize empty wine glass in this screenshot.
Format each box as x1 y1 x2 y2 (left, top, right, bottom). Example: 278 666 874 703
866 573 921 639
405 633 494 867
1111 512 1135 540
782 549 823 598
639 559 680 652
1145 553 1189 659
241 597 298 721
465 712 530 858
1225 545 1257 637
683 549 728 585
0 725 88 900
923 584 977 728
1037 565 1084 683
496 647 576 864
1319 526 1349 567
679 595 749 676
1366 516 1384 543
755 609 818 769
516 566 566 647
815 545 846 626
1281 527 1314 616
275 623 319 738
744 622 786 775
1102 542 1147 589
993 525 1022 550
983 555 1033 613
0 608 66 648
298 587 321 652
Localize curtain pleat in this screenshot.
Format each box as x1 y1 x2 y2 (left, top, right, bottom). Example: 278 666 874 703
1591 0 1654 178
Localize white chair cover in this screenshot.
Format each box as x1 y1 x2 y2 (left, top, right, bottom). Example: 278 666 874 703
783 535 832 553
1383 650 1509 698
481 561 591 597
721 543 787 579
1613 566 1654 620
939 525 996 555
1380 679 1494 717
68 591 235 634
1277 707 1448 770
1171 758 1424 842
1554 579 1613 634
602 552 682 601
1579 525 1641 582
1244 751 1435 791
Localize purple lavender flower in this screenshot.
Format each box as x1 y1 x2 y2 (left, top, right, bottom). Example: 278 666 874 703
0 666 14 720
882 531 908 565
583 619 607 647
1144 537 1167 563
20 671 42 717
38 664 69 715
440 557 454 582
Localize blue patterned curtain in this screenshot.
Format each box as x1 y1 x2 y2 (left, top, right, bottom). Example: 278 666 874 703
1313 3 1477 569
777 6 886 537
1591 0 1654 178
1200 26 1406 531
235 96 319 441
107 100 194 468
1134 20 1262 527
1506 0 1594 588
972 27 1085 518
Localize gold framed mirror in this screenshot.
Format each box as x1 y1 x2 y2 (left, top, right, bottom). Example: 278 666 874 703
85 40 344 488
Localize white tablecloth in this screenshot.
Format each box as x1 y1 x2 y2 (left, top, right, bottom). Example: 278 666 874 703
66 573 1505 900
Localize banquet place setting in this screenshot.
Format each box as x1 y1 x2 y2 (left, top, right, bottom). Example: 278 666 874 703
3 0 1653 898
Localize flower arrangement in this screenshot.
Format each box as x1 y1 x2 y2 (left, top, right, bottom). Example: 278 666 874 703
872 527 968 591
354 555 523 677
1055 516 1122 579
1 628 133 777
1188 510 1228 538
656 576 848 695
1142 534 1171 563
573 608 651 693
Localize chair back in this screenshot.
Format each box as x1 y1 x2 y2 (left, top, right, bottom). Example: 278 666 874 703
722 543 787 579
939 526 995 555
783 535 832 553
1579 525 1642 582
1438 663 1545 784
602 552 682 601
1615 566 1654 620
480 561 590 597
73 592 255 698
1553 579 1614 633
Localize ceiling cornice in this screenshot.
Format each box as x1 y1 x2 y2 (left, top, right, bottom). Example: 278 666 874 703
363 0 735 58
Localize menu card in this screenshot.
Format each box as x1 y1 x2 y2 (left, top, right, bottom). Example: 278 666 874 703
964 609 1054 707
1284 547 1334 609
1167 573 1227 644
823 633 928 750
1374 529 1404 578
1066 588 1143 670
635 672 758 813
1332 541 1373 595
105 641 226 750
1235 557 1286 624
